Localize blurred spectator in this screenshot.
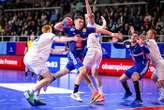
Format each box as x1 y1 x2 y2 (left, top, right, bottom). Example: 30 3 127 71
0 0 163 42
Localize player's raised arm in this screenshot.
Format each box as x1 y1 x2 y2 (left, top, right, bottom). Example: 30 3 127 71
54 35 82 43
95 16 107 29
85 0 94 24
95 28 123 40
54 22 64 31
54 17 73 32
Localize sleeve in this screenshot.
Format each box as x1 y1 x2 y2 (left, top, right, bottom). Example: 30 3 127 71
63 27 70 34
142 45 150 54
86 23 96 34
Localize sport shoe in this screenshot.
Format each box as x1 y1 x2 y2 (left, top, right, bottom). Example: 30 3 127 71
70 92 82 102
158 95 164 102
131 99 143 105
158 88 164 102
90 92 101 103
122 92 132 99
24 90 35 105
34 99 46 105
95 94 105 102
90 91 98 101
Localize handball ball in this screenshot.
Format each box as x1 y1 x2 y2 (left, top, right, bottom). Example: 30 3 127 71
63 17 73 26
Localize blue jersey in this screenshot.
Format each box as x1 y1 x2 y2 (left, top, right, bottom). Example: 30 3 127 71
63 26 95 56
113 42 150 63
113 42 150 78
63 26 96 71
129 43 150 64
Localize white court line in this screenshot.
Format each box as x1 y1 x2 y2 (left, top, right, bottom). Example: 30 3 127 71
0 83 83 94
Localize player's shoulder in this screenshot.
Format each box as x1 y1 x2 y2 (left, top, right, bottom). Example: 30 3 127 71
41 32 55 37
64 27 76 32
87 23 95 28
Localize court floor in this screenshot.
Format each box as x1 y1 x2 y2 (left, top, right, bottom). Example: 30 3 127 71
0 69 164 110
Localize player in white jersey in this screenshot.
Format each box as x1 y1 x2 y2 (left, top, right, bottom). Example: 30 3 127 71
70 0 122 103
23 24 81 106
146 29 164 102
83 33 104 103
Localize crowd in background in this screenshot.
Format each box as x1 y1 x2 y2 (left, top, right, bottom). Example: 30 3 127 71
0 0 163 41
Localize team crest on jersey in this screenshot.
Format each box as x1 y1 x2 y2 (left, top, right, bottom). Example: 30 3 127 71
70 28 75 31
82 28 86 32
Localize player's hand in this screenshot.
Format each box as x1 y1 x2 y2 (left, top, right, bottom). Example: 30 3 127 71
101 16 105 21
157 80 164 88
112 32 123 40
65 47 70 51
100 16 107 29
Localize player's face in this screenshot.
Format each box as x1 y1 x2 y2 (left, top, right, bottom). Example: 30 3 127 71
146 30 154 39
131 33 138 43
74 18 84 30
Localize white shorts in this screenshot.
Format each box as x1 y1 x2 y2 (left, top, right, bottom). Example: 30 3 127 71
83 48 102 71
23 54 49 75
153 59 164 80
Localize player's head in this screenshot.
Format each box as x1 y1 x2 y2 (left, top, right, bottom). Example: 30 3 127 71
74 16 84 30
131 31 139 43
146 29 156 39
42 25 52 33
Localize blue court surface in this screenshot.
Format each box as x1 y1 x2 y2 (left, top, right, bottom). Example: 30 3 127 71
0 69 164 110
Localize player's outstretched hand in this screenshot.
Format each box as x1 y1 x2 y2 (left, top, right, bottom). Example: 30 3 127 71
112 32 123 40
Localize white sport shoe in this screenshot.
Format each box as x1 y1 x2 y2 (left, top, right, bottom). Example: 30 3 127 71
70 92 82 102
158 88 164 102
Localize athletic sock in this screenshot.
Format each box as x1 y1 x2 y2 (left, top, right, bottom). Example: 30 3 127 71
73 84 79 93
133 81 141 100
98 86 103 95
121 81 131 93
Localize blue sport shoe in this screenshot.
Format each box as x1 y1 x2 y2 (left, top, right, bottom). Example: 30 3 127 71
131 99 143 105
34 99 46 105
122 92 132 99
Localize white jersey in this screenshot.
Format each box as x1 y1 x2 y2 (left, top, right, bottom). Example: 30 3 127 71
83 33 102 72
25 32 57 62
146 39 164 80
87 33 101 50
146 39 163 67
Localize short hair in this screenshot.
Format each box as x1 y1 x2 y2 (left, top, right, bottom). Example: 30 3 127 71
74 16 84 20
42 25 52 33
149 29 157 36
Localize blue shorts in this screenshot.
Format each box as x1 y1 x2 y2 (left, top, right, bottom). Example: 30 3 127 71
125 61 149 78
66 52 83 71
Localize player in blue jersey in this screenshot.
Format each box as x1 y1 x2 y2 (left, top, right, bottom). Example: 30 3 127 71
53 14 121 102
113 27 150 105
